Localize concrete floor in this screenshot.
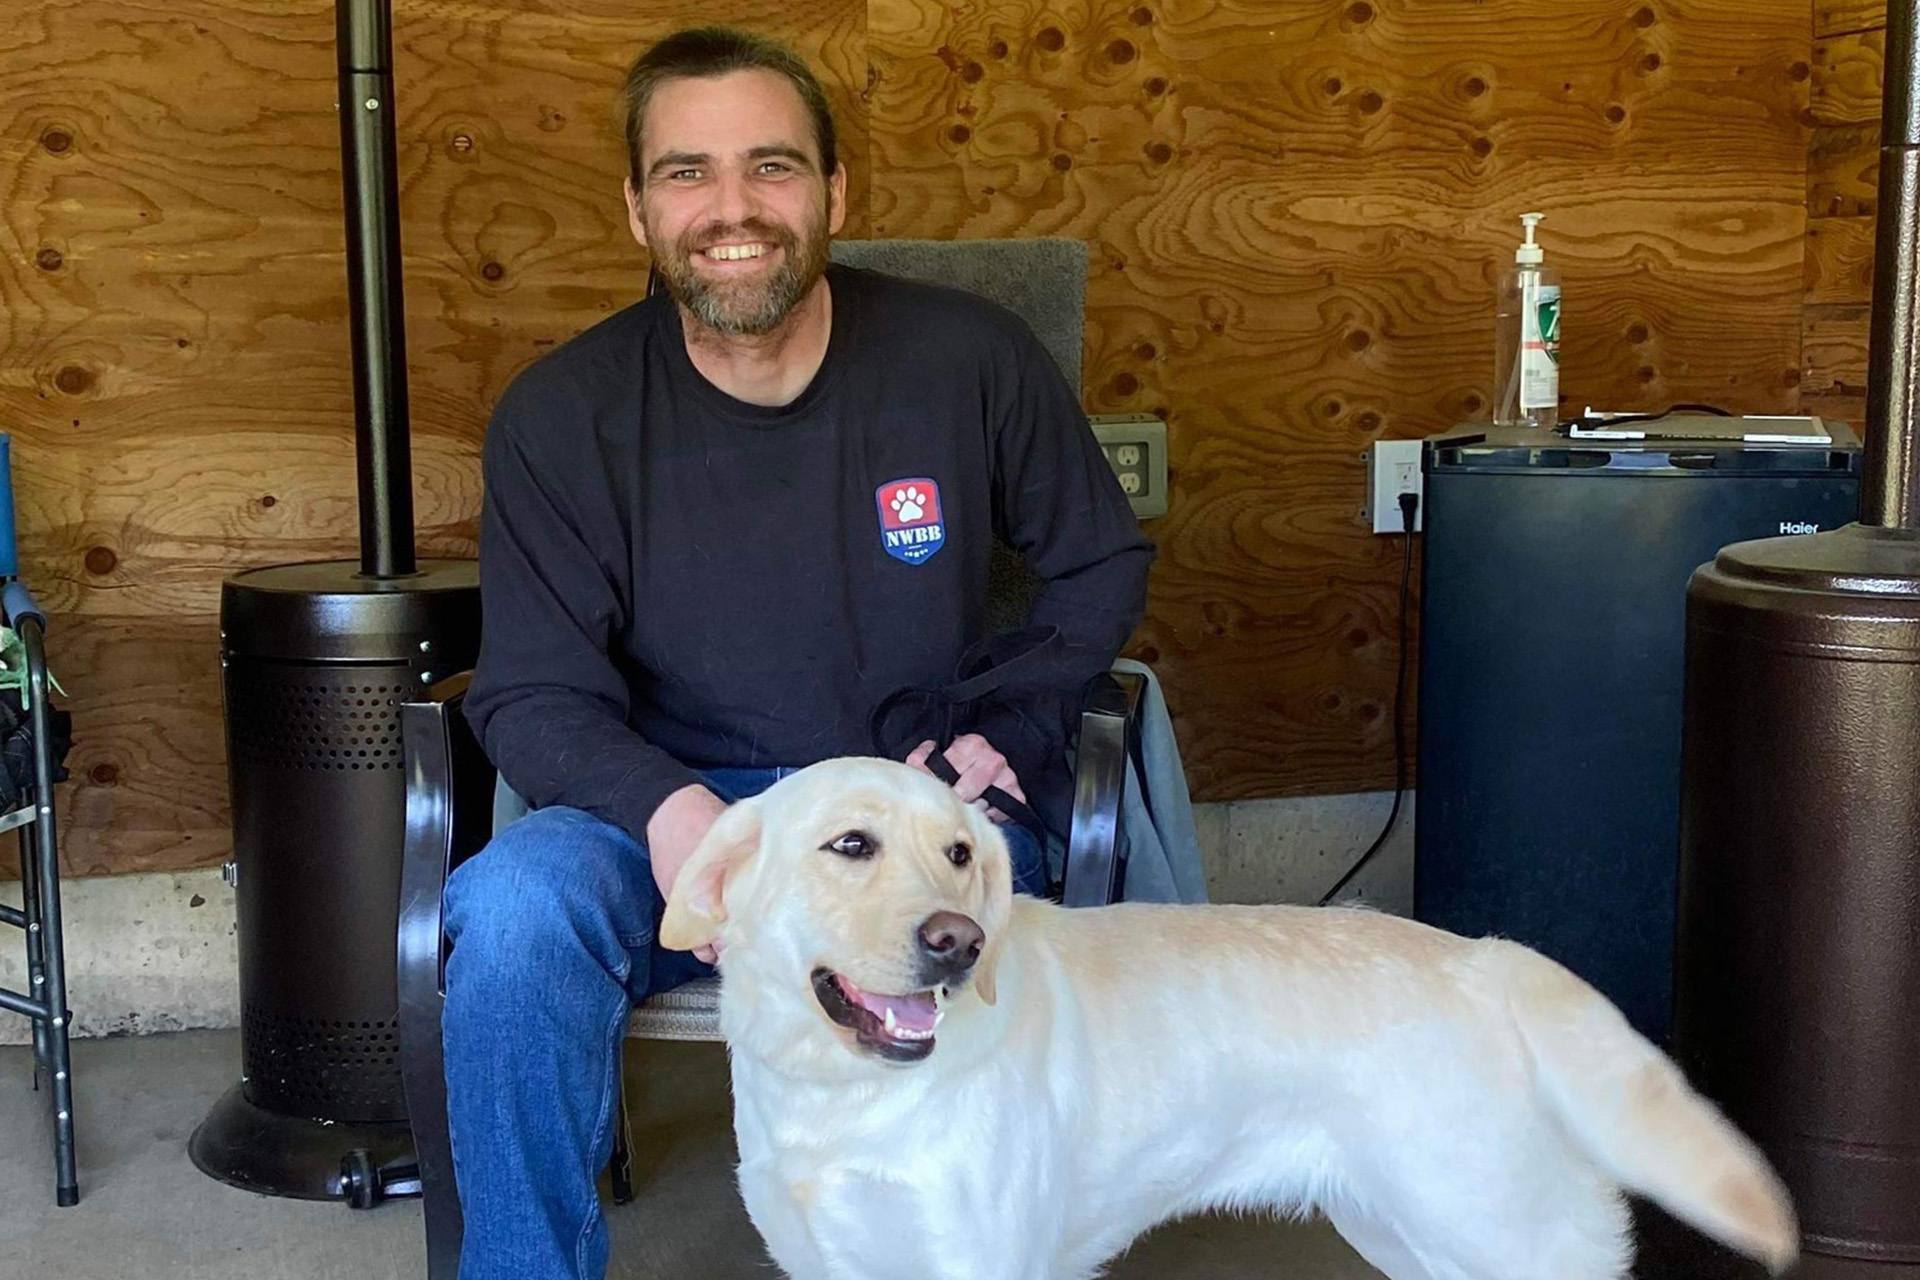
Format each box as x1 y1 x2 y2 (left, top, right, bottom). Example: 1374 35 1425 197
1 1028 1388 1279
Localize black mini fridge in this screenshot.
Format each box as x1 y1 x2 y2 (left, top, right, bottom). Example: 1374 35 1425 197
1412 423 1861 1045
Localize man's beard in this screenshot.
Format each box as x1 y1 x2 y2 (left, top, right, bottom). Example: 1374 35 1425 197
653 203 831 337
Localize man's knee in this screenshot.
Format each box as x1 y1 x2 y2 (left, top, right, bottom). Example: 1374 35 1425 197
444 807 650 991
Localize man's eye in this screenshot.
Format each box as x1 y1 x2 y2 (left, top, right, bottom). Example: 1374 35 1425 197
825 831 876 859
668 168 701 181
758 161 791 175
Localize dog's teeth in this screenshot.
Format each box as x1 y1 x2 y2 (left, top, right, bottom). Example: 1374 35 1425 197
883 1008 897 1033
933 1008 946 1028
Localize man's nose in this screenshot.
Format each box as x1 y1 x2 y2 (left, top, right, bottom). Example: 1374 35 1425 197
708 171 761 229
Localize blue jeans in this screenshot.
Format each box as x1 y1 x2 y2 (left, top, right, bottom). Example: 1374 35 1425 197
441 766 1047 1280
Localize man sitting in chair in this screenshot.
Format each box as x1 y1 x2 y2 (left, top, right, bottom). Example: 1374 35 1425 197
449 24 1153 1280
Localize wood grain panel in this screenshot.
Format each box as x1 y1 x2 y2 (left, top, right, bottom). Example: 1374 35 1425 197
3 0 870 612
1805 213 1876 304
1802 388 1869 430
872 0 1808 800
1812 27 1884 127
1803 301 1871 396
2 0 1828 864
1809 120 1880 216
0 0 868 526
37 615 228 878
1803 11 1881 447
11 425 481 617
3 0 868 874
1815 0 1891 38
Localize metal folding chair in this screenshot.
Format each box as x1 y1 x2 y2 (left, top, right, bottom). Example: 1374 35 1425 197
0 433 78 1207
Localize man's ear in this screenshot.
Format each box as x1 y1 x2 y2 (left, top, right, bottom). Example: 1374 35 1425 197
658 800 762 953
827 162 848 236
623 177 649 250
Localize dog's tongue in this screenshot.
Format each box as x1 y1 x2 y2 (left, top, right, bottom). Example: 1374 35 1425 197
840 977 938 1033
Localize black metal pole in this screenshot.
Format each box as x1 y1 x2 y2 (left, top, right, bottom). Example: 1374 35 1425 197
22 616 77 1206
1864 0 1920 530
337 0 416 577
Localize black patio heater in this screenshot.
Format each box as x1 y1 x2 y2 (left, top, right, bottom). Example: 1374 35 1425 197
189 0 479 1199
1672 0 1920 1275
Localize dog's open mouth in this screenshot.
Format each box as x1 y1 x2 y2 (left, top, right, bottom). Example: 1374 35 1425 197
812 967 944 1062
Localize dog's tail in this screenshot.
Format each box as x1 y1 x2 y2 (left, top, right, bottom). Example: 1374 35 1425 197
1497 942 1798 1274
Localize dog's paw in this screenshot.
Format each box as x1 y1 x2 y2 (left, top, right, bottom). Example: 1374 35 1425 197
890 486 927 522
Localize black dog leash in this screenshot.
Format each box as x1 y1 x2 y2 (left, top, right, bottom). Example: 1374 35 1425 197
916 744 1048 834
869 626 1063 838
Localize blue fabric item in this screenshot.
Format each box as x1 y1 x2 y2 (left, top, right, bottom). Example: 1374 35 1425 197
448 766 1045 1280
1108 659 1209 905
443 804 704 1280
0 433 19 579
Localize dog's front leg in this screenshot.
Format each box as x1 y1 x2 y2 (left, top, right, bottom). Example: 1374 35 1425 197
737 1164 837 1280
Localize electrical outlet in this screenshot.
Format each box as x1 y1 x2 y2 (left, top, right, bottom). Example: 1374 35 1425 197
1364 439 1424 534
1090 414 1169 519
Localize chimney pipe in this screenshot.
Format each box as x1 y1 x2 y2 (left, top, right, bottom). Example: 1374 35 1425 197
336 0 416 577
1863 0 1920 529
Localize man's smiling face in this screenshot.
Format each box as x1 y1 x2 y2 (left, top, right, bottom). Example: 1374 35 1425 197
626 68 847 336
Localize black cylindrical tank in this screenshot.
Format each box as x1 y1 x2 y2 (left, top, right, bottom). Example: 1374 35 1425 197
1676 527 1920 1270
1673 0 1920 1271
188 560 477 1198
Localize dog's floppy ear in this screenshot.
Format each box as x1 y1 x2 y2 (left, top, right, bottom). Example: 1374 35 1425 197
658 799 763 953
974 938 1000 1006
969 813 1016 1007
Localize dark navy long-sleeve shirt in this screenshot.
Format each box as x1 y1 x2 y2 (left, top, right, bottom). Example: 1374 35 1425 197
465 263 1155 847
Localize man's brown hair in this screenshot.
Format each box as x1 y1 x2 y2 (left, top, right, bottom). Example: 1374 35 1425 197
619 26 839 188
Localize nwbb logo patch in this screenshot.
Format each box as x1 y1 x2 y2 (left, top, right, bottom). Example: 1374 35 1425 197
875 477 946 565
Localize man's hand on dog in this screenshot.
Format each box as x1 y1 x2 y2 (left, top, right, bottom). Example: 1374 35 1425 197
906 734 1026 824
647 783 728 964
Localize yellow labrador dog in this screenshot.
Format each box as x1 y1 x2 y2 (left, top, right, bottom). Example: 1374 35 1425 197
660 757 1795 1280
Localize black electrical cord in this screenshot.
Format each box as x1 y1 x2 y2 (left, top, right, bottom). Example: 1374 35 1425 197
1320 489 1419 907
1568 402 1733 432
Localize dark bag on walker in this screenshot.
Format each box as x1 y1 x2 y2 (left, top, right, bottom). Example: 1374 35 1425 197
869 625 1086 857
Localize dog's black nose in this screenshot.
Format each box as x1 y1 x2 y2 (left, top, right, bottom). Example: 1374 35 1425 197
917 911 984 972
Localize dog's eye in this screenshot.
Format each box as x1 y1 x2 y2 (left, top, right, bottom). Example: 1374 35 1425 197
824 831 876 859
947 842 972 867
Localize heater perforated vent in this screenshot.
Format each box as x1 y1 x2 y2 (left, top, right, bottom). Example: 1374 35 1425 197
241 1005 406 1121
226 666 411 772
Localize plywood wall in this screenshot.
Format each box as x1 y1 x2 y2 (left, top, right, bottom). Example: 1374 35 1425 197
4 0 1815 877
1803 0 1885 425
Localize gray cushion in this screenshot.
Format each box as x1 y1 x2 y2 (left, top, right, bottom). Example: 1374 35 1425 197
828 237 1088 390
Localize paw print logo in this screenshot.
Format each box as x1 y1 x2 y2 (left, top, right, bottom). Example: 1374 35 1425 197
875 477 945 563
891 485 927 522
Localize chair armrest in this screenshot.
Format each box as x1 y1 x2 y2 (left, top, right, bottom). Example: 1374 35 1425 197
396 669 489 1276
3 580 47 629
1060 668 1146 907
398 670 497 1000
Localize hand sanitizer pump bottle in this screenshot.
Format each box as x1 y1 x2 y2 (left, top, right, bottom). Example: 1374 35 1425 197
1493 212 1561 429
